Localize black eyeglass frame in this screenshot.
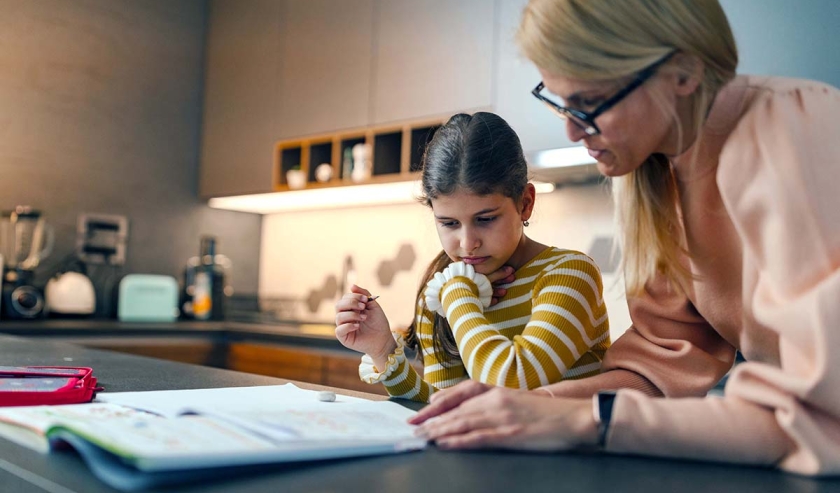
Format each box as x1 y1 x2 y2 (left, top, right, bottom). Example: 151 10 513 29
531 52 676 136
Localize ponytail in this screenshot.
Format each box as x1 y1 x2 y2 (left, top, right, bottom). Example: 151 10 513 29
405 250 460 362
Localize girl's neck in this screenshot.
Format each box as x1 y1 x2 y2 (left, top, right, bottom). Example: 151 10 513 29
505 235 549 271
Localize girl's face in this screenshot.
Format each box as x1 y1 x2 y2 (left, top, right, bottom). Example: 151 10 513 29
430 188 533 275
538 67 683 177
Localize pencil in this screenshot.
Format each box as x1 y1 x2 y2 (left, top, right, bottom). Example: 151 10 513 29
367 295 380 302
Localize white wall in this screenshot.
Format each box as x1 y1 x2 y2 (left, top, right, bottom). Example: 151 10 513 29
260 183 632 342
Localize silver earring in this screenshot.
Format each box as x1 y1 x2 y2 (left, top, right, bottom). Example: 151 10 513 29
523 220 529 227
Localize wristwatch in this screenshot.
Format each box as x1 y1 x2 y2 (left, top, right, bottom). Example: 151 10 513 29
592 390 617 448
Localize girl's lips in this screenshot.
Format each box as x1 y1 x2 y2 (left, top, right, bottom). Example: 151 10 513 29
462 257 489 265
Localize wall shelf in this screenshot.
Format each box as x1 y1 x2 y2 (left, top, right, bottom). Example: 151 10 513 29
273 117 445 192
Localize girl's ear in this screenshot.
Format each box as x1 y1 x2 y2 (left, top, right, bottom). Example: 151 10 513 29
520 183 536 221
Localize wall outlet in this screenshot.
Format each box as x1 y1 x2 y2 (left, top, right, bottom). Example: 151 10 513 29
76 213 129 265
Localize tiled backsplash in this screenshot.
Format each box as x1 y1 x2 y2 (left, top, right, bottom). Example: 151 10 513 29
260 183 632 341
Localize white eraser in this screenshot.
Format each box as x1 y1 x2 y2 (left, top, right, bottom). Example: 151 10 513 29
317 391 336 402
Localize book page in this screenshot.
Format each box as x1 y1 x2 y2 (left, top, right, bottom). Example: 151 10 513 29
99 384 421 443
0 403 151 452
96 383 367 417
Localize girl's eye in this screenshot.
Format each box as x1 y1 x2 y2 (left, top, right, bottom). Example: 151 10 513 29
439 220 459 228
476 216 497 225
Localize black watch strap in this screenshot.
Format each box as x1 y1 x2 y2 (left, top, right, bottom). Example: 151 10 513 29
594 390 617 448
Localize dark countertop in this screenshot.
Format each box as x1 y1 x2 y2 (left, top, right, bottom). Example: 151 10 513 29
0 318 346 352
1 335 838 493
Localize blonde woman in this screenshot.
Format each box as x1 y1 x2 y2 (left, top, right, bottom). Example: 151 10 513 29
410 0 840 476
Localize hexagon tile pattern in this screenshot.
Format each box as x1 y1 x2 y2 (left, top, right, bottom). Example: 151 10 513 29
306 275 338 313
376 243 417 287
304 244 418 313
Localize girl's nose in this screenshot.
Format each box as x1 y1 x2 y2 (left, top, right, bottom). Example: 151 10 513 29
461 228 480 253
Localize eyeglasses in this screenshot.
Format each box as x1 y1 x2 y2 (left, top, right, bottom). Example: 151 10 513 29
531 52 675 136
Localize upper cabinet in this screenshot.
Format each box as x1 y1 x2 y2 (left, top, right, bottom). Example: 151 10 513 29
492 0 570 154
199 0 282 198
370 0 495 125
274 0 374 139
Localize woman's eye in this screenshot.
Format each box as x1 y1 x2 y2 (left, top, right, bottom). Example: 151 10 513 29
476 216 497 225
439 220 459 228
579 98 603 109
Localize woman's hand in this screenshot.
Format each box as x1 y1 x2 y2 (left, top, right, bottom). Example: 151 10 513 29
409 380 494 425
486 265 515 306
334 284 396 367
412 384 599 452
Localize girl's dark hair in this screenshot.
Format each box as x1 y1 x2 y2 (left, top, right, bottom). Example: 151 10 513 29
404 112 528 362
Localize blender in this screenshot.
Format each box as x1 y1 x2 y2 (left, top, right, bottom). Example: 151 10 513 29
0 206 54 319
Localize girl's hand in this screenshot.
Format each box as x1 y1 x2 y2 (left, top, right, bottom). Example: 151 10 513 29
413 385 598 452
334 284 396 365
486 265 516 306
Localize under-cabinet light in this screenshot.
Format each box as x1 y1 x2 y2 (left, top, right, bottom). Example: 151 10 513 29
529 146 596 168
208 179 556 214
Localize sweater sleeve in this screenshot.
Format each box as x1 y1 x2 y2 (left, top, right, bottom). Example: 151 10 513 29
381 301 468 402
599 274 737 397
606 80 840 476
439 253 609 389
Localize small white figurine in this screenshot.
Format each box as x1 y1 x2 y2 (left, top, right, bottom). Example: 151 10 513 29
351 143 372 183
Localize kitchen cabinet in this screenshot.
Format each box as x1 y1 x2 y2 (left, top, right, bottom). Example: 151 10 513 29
492 0 571 154
274 0 374 139
274 118 442 189
199 0 282 198
227 342 389 395
370 0 495 125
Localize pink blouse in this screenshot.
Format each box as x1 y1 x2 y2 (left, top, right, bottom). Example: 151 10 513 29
559 76 840 475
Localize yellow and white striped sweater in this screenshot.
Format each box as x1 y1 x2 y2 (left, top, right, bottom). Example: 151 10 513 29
380 247 610 402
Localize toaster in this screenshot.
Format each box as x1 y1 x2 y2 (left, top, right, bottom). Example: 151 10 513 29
118 274 179 322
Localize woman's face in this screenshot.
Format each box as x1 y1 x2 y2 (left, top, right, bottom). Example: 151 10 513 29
430 189 532 275
538 68 680 177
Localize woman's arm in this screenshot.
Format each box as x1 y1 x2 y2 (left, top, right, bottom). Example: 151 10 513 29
543 271 736 398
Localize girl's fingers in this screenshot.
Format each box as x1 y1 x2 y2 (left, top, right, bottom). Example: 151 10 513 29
335 311 366 326
349 284 372 298
335 322 361 339
335 296 372 312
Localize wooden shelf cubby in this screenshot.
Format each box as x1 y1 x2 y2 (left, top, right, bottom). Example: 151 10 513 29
273 117 445 191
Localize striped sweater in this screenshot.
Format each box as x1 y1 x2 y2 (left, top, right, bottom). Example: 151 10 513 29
380 247 610 402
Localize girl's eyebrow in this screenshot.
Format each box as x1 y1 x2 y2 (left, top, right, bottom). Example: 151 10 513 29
434 206 501 220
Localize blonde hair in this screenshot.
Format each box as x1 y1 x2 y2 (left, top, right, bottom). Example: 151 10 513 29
517 0 737 295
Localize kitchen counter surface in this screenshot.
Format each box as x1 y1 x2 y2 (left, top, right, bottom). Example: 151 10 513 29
1 334 836 493
0 318 343 350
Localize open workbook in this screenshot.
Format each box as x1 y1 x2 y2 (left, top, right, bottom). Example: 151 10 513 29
0 384 426 491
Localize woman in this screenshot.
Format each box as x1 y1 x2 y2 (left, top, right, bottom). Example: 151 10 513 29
410 0 840 476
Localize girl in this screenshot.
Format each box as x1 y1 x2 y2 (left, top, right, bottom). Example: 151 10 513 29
412 0 840 477
334 112 610 402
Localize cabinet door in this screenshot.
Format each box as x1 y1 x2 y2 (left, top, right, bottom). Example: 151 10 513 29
371 0 495 124
275 0 374 139
492 0 571 154
199 0 281 198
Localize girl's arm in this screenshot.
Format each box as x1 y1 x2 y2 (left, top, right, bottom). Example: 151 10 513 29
431 253 609 389
372 302 469 403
